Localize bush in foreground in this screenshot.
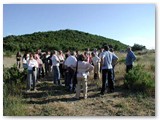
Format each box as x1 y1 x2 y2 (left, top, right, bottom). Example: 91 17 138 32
124 64 155 96
3 65 27 116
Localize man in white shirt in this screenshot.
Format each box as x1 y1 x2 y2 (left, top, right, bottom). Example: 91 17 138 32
100 45 118 95
64 51 77 92
51 50 61 85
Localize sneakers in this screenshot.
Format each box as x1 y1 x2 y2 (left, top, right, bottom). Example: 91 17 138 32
107 89 114 93
34 89 38 92
73 95 80 100
26 89 31 92
84 96 87 99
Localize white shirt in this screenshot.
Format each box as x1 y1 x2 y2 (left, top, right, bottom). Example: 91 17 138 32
27 59 38 70
92 55 100 66
58 55 65 64
99 51 104 59
51 55 60 66
77 61 94 79
102 51 117 69
64 55 77 67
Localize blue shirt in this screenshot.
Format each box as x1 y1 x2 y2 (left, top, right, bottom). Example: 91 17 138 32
102 51 118 69
126 51 136 65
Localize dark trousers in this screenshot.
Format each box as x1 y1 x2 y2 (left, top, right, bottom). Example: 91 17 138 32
38 67 44 79
59 64 64 78
65 67 75 91
101 69 114 93
44 62 49 76
126 65 133 73
112 66 115 82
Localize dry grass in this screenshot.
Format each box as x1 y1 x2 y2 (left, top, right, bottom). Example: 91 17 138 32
3 51 155 116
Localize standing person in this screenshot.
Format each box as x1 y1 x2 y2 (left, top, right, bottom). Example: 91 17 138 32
58 50 65 78
110 48 119 83
16 51 22 69
34 54 43 80
98 47 105 73
46 51 52 74
91 52 101 80
75 50 80 60
26 53 38 92
74 54 94 99
51 50 61 85
125 47 136 73
64 51 77 92
86 48 91 55
37 49 45 78
93 48 99 56
22 52 29 82
65 50 70 59
100 45 118 95
22 52 29 70
84 51 90 63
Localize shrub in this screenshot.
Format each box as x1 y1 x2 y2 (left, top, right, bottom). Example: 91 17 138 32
132 43 146 51
3 65 28 116
124 64 155 96
3 65 27 95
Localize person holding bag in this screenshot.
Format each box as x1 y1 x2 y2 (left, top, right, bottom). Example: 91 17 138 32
73 54 94 99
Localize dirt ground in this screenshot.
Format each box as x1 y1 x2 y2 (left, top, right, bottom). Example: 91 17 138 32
3 55 17 68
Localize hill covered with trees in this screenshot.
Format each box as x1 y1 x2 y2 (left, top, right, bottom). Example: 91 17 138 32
3 29 128 52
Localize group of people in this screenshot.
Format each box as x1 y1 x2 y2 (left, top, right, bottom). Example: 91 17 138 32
16 45 136 99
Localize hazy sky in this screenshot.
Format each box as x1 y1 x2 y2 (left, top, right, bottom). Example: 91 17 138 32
3 4 155 49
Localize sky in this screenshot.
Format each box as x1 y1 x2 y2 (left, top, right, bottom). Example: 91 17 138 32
3 4 155 49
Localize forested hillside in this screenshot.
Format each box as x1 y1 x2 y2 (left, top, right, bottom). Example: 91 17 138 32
3 29 128 52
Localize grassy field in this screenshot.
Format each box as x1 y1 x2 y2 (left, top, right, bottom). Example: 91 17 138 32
3 50 155 116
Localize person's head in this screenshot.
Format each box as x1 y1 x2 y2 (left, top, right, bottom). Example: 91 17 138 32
104 45 109 51
100 47 104 52
58 50 63 55
17 51 20 56
29 53 34 60
37 49 41 53
34 53 38 59
70 51 76 56
53 50 57 55
76 50 79 54
78 54 85 61
94 48 97 52
110 48 114 53
43 52 46 57
27 53 30 58
47 51 51 55
84 51 87 55
127 47 132 52
91 52 95 57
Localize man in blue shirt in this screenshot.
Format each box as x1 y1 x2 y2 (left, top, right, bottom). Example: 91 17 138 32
125 47 136 73
100 45 118 95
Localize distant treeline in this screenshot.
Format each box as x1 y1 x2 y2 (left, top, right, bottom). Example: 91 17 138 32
3 29 128 53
